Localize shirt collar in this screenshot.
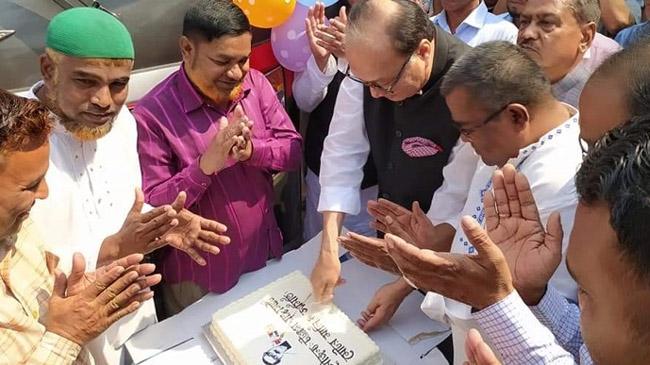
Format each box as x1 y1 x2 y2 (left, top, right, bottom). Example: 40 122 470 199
507 104 579 167
424 26 451 91
176 64 252 114
552 62 591 97
433 2 488 32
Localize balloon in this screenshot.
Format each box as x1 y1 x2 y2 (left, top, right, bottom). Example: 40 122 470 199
234 0 297 29
271 4 312 72
297 0 339 7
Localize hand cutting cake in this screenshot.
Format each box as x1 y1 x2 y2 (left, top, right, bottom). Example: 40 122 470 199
208 271 383 365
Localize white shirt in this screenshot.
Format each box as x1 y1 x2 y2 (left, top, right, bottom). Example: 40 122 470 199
432 2 518 46
317 77 473 224
26 82 157 365
292 55 344 113
421 107 582 364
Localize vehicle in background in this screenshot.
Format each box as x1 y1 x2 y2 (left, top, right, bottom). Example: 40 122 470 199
0 0 303 250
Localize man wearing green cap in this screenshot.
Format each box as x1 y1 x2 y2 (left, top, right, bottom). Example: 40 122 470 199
25 7 230 364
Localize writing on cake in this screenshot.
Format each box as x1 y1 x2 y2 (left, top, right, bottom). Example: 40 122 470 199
263 291 356 364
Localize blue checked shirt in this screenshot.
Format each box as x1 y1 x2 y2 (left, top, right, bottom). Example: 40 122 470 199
473 288 593 364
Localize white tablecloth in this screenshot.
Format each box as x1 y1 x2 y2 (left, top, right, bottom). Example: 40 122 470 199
125 233 450 364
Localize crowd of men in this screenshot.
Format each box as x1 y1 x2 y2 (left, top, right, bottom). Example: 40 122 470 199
0 0 649 364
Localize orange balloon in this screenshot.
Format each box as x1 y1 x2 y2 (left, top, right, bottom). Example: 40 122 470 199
233 0 297 28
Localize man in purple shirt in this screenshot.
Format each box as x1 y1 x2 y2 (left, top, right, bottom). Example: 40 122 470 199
134 0 302 315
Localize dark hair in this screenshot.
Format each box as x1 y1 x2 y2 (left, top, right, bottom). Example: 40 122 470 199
0 89 52 154
182 0 250 42
576 118 650 281
588 41 650 120
347 0 434 55
440 41 552 112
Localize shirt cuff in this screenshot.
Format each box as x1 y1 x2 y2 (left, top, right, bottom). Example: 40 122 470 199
530 285 567 329
41 331 82 363
245 138 270 168
186 157 213 191
318 186 361 215
473 290 548 358
307 54 338 82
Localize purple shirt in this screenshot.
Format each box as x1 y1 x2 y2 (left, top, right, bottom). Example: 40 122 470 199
133 66 302 293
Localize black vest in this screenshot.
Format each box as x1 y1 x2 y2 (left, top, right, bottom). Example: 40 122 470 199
363 27 468 212
305 66 378 189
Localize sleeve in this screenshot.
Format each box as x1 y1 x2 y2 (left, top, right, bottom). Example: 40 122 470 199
426 140 478 228
244 72 303 172
317 76 370 215
133 106 213 208
292 55 338 112
530 286 585 359
0 327 81 365
473 291 577 365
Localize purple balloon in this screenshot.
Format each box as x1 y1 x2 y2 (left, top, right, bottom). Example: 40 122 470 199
271 4 312 72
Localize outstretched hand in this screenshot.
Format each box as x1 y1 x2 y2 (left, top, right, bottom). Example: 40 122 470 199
160 191 230 266
484 165 563 305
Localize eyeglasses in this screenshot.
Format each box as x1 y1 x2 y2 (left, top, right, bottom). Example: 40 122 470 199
345 54 412 94
452 104 509 137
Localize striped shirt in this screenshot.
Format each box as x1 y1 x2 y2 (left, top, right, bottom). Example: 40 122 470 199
134 65 302 293
0 220 90 365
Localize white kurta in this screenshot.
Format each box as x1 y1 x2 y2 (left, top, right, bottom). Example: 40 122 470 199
421 107 583 365
27 82 157 365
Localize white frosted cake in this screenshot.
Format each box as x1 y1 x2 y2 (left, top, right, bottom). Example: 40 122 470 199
208 271 382 365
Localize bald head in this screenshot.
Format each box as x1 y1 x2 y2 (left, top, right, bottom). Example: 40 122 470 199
347 0 434 56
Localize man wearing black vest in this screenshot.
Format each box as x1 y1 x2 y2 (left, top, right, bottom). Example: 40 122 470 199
310 0 470 306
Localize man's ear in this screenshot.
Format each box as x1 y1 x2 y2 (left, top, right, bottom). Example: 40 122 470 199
415 38 433 61
40 53 55 86
179 36 196 63
506 103 530 131
578 22 596 54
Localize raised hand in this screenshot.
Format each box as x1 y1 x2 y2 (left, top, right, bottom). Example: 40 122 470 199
97 188 179 266
231 105 253 162
45 253 161 346
367 199 437 249
200 105 251 175
315 6 347 59
338 232 400 274
484 165 563 305
66 252 150 297
386 216 514 310
305 2 331 71
161 191 230 266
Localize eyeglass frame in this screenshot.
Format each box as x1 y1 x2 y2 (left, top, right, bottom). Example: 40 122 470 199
452 104 510 138
344 54 413 94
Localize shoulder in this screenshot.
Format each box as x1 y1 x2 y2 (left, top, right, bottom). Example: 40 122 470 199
482 14 518 36
133 70 182 117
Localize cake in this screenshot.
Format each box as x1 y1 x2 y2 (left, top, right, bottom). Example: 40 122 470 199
207 271 383 365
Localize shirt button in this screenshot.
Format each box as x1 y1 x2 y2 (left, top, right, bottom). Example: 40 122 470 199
395 130 402 138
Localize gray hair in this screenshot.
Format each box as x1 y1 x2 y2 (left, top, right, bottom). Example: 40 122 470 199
565 0 601 24
440 41 552 113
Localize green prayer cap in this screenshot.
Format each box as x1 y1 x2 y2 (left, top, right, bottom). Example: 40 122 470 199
46 7 134 60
